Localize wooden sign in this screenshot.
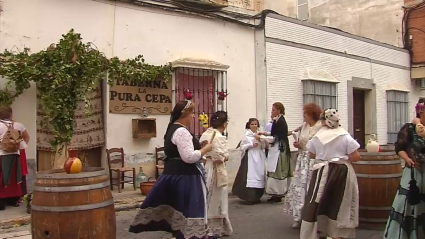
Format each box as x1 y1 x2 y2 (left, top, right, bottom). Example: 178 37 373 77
109 79 172 115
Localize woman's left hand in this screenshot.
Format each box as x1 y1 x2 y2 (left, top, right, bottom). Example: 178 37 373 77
201 140 208 147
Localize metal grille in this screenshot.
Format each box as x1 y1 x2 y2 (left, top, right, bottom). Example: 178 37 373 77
174 67 228 139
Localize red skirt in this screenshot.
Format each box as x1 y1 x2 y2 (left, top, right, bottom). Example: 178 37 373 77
0 154 23 199
20 149 28 176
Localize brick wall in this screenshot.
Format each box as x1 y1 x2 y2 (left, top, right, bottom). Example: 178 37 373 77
408 4 425 64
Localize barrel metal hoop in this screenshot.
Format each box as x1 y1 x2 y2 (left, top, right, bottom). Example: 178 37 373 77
359 218 388 223
359 152 398 156
31 199 114 212
36 169 107 179
33 181 110 192
353 160 401 165
356 173 402 178
359 206 392 210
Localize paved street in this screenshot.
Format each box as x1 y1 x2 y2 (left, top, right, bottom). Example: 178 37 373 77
116 195 383 239
1 195 383 239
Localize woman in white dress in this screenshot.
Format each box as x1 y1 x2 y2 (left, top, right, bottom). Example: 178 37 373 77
300 109 360 239
232 118 268 204
283 103 322 229
199 111 233 238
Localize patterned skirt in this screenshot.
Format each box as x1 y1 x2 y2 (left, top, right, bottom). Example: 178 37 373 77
283 150 314 222
129 174 208 239
384 165 425 239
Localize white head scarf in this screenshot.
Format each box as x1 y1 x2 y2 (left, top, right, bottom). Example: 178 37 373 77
322 108 340 129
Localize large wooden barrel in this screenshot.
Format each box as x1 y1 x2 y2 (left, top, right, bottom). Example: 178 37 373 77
352 150 402 230
31 167 116 239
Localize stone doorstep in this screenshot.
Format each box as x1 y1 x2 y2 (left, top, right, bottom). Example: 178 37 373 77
0 195 145 229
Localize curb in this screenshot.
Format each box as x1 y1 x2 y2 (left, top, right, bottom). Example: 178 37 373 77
0 201 143 229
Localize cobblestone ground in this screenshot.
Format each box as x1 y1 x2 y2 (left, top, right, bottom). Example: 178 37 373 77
0 195 383 239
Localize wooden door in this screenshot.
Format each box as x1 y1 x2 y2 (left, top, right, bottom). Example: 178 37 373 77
353 89 366 148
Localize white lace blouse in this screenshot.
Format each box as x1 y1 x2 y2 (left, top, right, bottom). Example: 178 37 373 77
171 127 202 164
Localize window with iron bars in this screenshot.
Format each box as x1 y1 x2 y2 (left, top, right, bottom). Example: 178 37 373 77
174 67 228 139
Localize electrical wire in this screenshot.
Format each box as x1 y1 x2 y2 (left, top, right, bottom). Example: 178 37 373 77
126 0 278 29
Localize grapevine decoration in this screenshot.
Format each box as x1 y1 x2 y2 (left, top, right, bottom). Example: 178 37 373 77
184 88 193 100
0 29 173 151
217 91 228 105
198 112 209 128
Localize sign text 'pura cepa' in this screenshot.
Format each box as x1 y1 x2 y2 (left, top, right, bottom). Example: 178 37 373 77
109 79 172 115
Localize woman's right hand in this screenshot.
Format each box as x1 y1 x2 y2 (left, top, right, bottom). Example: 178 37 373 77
405 157 416 168
253 142 259 148
293 141 300 149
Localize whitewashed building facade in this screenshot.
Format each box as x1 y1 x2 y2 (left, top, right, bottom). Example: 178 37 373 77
0 1 421 188
256 14 421 151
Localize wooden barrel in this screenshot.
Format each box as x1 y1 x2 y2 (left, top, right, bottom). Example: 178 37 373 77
352 150 402 230
31 167 116 239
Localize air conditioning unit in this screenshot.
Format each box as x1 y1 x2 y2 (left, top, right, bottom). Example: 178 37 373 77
415 78 425 90
172 0 228 9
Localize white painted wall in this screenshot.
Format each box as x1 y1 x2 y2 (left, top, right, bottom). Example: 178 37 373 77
107 1 256 162
0 0 257 168
263 15 423 151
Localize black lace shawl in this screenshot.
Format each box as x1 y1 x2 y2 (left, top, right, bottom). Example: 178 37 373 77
395 123 425 168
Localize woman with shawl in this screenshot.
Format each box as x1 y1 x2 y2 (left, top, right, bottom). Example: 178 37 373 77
260 102 292 203
129 101 213 239
283 103 322 229
384 102 425 239
300 109 360 239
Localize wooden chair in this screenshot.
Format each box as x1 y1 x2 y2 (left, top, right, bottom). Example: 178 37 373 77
155 147 165 179
106 148 136 193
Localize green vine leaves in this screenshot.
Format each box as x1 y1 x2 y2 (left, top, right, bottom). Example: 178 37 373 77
0 29 173 150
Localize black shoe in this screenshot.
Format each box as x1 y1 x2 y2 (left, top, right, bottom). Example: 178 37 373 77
0 204 5 211
267 196 282 203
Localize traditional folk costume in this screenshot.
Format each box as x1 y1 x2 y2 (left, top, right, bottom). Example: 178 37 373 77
232 129 267 204
129 124 208 239
199 128 233 238
283 121 322 223
300 109 359 239
0 120 26 209
384 122 425 239
264 114 293 201
264 120 273 157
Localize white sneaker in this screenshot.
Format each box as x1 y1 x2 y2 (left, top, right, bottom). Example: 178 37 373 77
292 221 301 229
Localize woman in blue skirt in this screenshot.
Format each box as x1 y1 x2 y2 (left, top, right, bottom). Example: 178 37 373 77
384 101 425 239
129 100 213 239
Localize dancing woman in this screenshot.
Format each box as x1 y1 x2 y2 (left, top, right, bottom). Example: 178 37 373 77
129 101 213 239
262 102 292 203
232 118 268 204
384 101 425 239
300 109 360 239
283 103 322 229
200 111 233 238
